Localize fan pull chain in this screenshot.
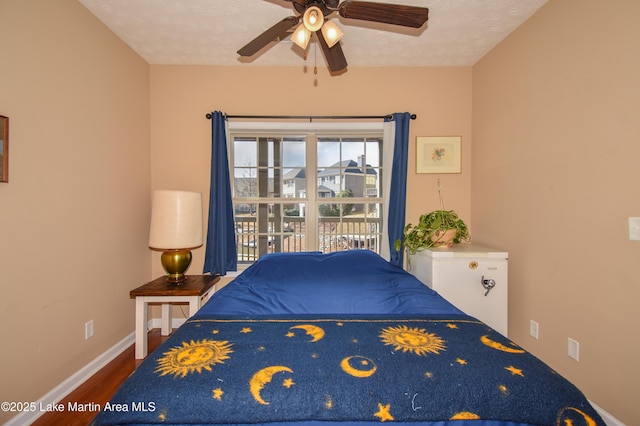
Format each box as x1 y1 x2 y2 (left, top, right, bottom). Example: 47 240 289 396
313 42 318 87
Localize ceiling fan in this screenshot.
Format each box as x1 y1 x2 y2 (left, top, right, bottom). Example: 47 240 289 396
237 0 429 73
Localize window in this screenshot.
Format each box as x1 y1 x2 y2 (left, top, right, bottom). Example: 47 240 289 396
229 125 384 264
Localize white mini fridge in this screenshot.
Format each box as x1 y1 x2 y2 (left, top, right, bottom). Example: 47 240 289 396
408 244 509 336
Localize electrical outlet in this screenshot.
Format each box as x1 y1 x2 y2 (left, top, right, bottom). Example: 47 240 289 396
529 320 539 339
85 320 94 340
568 338 579 361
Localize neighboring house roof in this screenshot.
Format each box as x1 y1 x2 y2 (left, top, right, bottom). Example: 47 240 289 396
283 168 306 180
317 185 333 194
319 160 377 177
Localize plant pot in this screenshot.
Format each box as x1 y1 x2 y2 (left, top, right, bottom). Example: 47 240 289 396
430 229 458 247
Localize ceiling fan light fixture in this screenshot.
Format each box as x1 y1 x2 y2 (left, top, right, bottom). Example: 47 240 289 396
303 6 324 32
291 23 311 50
321 20 343 48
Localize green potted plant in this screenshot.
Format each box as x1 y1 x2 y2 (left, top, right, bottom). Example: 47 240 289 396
395 210 470 255
394 180 470 257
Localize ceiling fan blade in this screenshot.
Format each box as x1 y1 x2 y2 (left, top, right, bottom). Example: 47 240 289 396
316 30 348 73
338 1 429 28
237 16 300 57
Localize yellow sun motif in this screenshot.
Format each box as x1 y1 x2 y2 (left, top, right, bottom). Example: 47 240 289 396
379 325 446 356
505 365 524 377
155 339 233 378
374 403 394 422
212 388 224 400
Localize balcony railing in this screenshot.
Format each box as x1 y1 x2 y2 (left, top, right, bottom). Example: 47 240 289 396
235 215 382 263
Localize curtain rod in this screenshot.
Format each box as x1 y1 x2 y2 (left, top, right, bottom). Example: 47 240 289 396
205 113 416 121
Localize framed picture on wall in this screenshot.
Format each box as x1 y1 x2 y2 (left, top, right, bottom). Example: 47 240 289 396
0 115 8 183
416 136 461 174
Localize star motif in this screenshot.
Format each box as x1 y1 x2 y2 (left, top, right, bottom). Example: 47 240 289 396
241 327 252 334
498 384 509 396
456 358 467 365
505 365 524 377
212 329 219 334
283 378 295 388
424 371 434 379
446 323 458 329
212 388 224 400
336 322 344 326
286 331 295 338
325 395 334 409
374 403 394 422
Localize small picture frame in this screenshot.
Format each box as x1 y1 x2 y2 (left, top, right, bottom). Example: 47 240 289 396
416 136 461 174
0 115 8 183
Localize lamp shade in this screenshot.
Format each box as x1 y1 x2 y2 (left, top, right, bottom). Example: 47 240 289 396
149 190 203 250
291 23 311 50
321 20 343 48
303 6 324 32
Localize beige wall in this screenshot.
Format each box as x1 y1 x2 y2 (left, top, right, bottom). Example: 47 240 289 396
149 65 473 276
0 1 151 423
472 0 640 423
3 0 635 424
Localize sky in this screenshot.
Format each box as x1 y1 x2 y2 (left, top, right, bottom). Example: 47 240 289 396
233 136 381 177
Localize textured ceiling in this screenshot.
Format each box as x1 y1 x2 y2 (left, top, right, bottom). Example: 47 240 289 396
78 0 549 68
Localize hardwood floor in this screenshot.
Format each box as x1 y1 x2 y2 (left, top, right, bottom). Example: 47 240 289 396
32 329 170 426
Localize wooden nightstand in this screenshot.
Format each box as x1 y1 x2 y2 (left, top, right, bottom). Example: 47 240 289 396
130 274 220 359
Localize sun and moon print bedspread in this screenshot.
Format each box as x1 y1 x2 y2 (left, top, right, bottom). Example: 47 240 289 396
92 315 604 426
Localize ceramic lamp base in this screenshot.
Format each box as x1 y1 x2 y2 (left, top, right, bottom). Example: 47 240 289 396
160 249 193 284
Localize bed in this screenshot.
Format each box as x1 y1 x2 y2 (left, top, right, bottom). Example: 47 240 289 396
92 250 604 426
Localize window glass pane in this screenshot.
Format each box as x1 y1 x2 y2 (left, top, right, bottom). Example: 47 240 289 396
231 130 382 265
234 202 306 264
317 203 381 253
234 139 256 168
317 139 340 167
282 139 305 167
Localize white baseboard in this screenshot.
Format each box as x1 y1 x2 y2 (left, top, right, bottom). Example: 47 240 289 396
4 331 135 426
590 400 626 426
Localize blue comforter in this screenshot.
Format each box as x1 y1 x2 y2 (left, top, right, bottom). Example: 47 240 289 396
200 250 463 317
92 250 604 426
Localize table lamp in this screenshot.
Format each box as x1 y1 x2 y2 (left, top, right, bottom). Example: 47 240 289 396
149 190 203 284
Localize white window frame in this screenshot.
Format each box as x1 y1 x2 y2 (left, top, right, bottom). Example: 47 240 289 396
228 121 385 264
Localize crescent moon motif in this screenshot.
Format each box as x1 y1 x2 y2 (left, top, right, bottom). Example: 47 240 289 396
557 407 597 426
340 356 377 378
290 324 325 342
249 365 293 405
480 335 525 354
